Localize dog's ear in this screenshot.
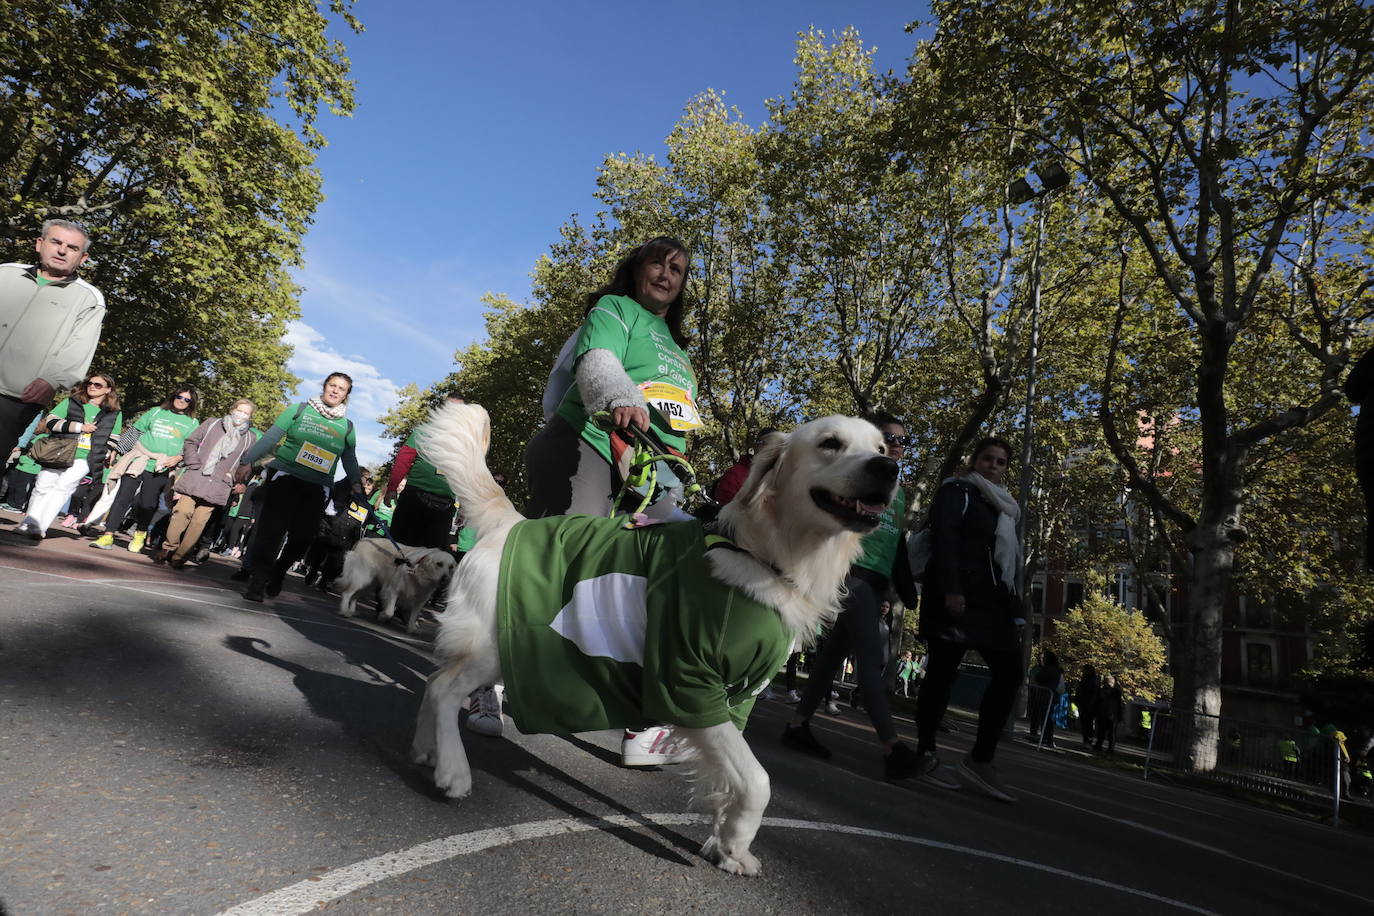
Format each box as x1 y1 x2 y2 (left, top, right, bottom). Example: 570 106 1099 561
733 430 787 508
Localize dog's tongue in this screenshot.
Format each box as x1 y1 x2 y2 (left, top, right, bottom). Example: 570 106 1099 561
857 499 887 517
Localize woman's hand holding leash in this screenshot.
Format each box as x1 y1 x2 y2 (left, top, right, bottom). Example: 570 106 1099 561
609 406 650 431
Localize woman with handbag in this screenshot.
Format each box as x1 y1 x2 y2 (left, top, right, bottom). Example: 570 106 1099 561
13 373 122 541
88 384 199 554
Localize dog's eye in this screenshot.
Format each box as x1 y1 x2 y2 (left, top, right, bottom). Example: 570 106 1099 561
819 437 843 451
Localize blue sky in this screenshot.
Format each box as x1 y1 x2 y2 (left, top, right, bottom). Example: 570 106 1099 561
288 2 928 464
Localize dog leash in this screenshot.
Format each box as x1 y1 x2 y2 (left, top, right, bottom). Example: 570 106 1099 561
592 412 717 518
359 499 416 568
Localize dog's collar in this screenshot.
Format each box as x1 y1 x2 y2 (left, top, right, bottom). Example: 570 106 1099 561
703 527 797 590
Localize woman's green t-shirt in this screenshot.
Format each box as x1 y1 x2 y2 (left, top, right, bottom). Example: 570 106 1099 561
268 403 355 485
555 294 700 462
131 406 197 472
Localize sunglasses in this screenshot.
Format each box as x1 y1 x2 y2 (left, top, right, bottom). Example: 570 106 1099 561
174 394 192 402
86 381 108 389
883 433 913 447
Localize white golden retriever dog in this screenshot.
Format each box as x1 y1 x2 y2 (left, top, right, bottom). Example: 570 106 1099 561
336 538 457 633
410 403 897 875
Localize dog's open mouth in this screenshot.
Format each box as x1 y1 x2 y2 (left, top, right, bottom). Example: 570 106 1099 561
810 488 889 530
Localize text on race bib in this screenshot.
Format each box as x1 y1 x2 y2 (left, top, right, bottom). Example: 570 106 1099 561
348 504 368 523
640 381 702 432
78 432 93 450
295 441 337 473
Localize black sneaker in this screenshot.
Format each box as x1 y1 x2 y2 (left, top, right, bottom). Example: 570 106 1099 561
243 585 265 603
229 568 251 582
884 741 921 779
781 722 832 759
265 573 285 597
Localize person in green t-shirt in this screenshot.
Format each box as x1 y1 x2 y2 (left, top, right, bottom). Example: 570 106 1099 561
236 371 363 602
1 414 45 512
522 237 699 767
783 411 923 780
88 383 199 554
524 236 698 522
14 372 123 541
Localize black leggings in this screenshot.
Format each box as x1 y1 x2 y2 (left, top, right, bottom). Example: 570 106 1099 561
67 475 104 519
248 474 327 586
797 574 897 743
105 473 169 532
916 638 1022 763
222 516 253 550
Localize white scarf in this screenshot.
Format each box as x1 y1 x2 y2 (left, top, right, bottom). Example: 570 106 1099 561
200 416 247 477
308 396 347 420
954 471 1023 596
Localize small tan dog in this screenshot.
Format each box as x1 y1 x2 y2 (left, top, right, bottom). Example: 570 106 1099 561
336 538 457 633
410 403 897 875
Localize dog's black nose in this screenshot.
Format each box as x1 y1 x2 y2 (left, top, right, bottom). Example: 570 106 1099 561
867 456 899 484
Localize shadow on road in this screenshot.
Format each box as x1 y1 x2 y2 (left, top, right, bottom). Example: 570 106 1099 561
233 614 700 867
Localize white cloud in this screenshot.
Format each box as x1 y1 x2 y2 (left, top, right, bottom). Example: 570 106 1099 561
284 320 402 468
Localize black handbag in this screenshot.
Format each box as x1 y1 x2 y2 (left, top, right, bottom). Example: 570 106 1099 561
28 434 79 469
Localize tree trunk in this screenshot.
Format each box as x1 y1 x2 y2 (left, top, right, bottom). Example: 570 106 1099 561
1178 517 1236 771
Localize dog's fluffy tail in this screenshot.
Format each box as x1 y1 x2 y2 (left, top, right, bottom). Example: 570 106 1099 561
416 402 523 542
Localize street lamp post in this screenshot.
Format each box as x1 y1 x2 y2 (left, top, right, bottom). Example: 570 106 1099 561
1009 163 1069 601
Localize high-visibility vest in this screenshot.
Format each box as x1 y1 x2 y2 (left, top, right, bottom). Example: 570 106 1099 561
1278 738 1299 763
1140 709 1152 729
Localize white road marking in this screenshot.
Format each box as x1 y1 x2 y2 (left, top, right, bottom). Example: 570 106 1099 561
215 813 1218 916
1019 788 1374 906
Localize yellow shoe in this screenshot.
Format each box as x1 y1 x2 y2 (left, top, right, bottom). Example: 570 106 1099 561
129 531 147 554
91 533 115 550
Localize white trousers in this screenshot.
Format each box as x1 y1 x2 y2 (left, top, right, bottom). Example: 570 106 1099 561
24 461 92 532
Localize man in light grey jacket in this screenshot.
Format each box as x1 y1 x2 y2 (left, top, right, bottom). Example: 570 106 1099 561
0 219 106 462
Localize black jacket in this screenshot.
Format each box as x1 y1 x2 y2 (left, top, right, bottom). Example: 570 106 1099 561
44 397 120 469
919 478 1021 651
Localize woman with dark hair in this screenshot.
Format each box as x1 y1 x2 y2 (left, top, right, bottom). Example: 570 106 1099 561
89 383 199 553
236 372 362 602
14 372 122 541
526 236 697 518
913 435 1025 801
523 236 699 764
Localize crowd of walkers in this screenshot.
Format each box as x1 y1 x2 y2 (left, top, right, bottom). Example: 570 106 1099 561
2 221 1249 801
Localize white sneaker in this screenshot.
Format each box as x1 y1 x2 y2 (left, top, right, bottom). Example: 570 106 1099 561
621 726 681 766
825 700 842 715
784 689 802 703
760 686 777 701
465 686 503 737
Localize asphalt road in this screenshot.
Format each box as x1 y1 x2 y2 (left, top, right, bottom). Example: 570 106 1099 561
2 517 1372 915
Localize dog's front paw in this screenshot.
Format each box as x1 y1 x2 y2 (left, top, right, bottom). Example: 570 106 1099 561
411 747 435 767
433 765 473 800
337 604 355 618
700 836 762 876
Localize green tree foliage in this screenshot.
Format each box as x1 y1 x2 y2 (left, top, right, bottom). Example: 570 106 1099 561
919 0 1374 767
1045 592 1172 702
0 0 360 417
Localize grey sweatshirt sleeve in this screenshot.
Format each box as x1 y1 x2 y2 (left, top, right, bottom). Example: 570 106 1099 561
575 348 645 414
